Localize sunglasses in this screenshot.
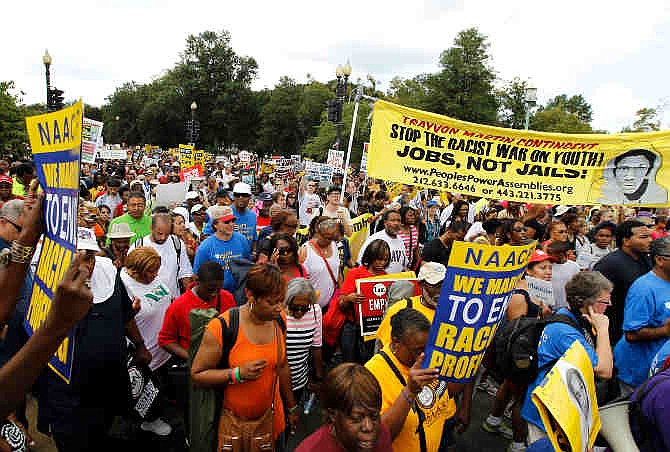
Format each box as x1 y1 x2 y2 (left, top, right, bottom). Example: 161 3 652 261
277 247 293 255
289 304 310 313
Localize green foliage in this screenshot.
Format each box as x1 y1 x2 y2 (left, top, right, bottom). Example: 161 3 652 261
621 107 660 132
543 94 592 123
530 107 593 133
303 101 372 164
0 81 30 157
424 28 499 124
497 78 529 129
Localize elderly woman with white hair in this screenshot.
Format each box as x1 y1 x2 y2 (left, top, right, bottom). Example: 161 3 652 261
284 277 324 402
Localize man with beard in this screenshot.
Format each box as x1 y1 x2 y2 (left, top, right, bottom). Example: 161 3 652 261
129 213 193 298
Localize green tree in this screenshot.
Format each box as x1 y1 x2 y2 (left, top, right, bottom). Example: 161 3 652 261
0 81 29 157
621 107 660 132
544 94 592 123
497 77 529 129
530 107 593 133
258 77 304 154
84 104 103 121
303 101 372 164
102 81 149 145
172 30 259 149
386 75 431 109
423 28 498 124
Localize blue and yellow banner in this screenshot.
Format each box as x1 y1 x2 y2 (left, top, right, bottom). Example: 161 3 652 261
422 240 535 383
532 341 601 452
24 101 83 384
179 144 195 167
369 100 670 206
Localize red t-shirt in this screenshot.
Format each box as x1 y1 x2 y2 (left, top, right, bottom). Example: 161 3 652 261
158 284 235 351
296 423 392 452
652 229 669 240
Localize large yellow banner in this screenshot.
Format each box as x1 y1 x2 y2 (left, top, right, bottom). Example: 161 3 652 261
532 340 601 452
368 100 670 206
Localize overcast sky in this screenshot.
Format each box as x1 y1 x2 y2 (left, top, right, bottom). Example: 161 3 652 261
4 0 670 132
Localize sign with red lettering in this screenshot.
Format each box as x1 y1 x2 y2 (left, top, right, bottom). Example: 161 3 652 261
180 164 203 182
355 277 420 337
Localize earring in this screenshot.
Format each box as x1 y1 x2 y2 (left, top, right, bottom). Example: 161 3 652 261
249 302 254 312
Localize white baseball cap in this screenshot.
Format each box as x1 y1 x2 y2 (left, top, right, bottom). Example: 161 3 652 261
77 227 101 252
232 182 252 195
417 262 446 285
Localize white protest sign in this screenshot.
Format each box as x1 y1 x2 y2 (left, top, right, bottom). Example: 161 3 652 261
327 149 345 168
155 182 187 207
526 276 554 308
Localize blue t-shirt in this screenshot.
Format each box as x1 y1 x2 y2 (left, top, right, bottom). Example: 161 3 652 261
650 339 670 377
193 232 251 292
201 207 258 245
614 271 670 387
232 207 257 246
521 308 598 431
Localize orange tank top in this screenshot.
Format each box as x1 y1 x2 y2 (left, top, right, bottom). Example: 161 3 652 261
206 311 286 438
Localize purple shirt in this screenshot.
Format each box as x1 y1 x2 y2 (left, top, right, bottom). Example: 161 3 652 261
631 368 670 451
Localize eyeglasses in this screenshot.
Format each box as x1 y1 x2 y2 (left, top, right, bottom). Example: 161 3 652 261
4 218 21 233
277 247 293 255
289 304 310 313
595 295 612 306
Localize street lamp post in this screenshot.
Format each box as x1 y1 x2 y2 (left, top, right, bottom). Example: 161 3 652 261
43 50 52 112
524 85 538 130
187 101 199 147
334 60 352 151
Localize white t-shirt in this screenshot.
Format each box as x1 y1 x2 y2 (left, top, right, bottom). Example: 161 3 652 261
90 256 117 304
299 192 322 227
551 260 581 310
221 173 237 190
130 235 193 298
357 230 407 274
120 270 173 371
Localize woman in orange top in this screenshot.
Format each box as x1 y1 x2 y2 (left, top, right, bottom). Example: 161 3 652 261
191 263 299 449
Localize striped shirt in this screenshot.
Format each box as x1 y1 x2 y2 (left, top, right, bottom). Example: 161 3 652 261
286 305 323 391
398 225 419 263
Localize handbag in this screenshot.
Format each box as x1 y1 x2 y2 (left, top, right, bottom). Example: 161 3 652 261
311 241 345 347
216 323 281 452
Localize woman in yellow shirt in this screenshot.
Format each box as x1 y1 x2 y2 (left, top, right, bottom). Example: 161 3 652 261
365 308 453 452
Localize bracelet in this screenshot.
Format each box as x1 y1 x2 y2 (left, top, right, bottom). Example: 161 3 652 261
228 368 236 384
288 405 299 414
10 241 34 264
401 389 415 405
235 366 243 383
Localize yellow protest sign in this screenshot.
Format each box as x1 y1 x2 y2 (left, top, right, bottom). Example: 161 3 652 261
24 100 83 383
532 340 601 452
368 100 670 206
349 213 372 263
179 144 194 167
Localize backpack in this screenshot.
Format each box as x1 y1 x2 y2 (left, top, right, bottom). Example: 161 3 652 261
628 370 670 452
216 306 286 370
494 314 581 384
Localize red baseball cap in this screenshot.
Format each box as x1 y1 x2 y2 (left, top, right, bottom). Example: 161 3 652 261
529 250 551 264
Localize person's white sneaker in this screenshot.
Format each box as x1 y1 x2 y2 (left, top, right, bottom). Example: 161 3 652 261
140 418 172 436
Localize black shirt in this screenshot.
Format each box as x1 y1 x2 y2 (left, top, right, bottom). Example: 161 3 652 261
593 249 653 344
421 238 452 267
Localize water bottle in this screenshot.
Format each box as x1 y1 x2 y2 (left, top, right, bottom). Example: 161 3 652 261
303 392 317 415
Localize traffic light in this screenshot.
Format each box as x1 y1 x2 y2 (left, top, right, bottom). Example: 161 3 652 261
327 99 339 123
50 88 64 110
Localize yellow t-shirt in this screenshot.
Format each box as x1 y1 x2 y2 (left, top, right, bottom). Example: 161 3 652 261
374 296 456 431
366 345 453 452
376 296 434 348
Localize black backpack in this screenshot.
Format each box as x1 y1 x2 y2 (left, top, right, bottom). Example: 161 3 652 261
494 314 581 384
628 369 670 452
